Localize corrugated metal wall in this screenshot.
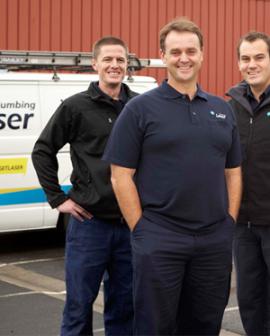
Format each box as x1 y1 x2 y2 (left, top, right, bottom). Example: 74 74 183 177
1 0 270 96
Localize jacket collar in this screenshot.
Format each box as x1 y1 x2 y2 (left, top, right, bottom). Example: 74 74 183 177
87 81 137 102
227 81 270 114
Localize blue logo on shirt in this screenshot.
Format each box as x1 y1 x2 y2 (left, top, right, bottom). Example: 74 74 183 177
266 112 270 117
209 110 226 119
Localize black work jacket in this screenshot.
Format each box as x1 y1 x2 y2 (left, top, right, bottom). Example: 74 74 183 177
32 81 137 220
227 81 270 225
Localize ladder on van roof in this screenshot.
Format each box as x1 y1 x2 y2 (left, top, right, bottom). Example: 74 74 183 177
0 50 165 72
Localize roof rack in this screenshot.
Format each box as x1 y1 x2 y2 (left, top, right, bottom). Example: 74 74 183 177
0 50 165 72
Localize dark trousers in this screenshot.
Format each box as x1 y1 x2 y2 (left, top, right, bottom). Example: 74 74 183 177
131 216 233 336
61 216 133 336
234 224 270 336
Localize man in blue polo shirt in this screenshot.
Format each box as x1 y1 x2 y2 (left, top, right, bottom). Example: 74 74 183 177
103 18 242 335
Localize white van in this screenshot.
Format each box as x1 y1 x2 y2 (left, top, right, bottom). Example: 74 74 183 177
0 71 158 233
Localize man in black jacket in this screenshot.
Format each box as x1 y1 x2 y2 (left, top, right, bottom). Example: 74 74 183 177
32 36 137 336
227 31 270 335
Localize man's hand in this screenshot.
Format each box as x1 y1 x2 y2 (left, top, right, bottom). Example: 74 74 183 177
57 199 92 222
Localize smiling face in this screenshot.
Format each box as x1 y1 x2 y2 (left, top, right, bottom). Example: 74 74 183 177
92 44 128 91
161 30 203 90
238 39 270 93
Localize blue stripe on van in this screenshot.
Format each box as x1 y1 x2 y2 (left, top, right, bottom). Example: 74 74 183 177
0 185 71 206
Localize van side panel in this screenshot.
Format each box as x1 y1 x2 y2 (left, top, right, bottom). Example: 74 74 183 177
0 80 45 231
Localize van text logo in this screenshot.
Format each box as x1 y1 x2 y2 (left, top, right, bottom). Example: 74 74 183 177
0 101 36 110
0 100 36 130
0 158 28 175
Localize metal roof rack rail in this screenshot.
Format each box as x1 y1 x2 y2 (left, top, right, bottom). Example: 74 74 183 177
0 50 165 72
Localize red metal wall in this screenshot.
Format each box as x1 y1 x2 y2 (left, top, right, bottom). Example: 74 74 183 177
1 0 270 96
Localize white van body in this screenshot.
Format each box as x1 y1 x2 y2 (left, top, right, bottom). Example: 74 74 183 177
0 72 158 233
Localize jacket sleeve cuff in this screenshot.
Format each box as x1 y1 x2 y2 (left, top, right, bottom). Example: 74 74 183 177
49 194 69 208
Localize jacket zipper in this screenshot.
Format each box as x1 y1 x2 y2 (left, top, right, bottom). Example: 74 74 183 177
246 117 253 223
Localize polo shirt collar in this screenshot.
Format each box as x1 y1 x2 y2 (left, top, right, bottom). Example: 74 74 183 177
160 80 208 101
245 84 270 113
246 83 270 101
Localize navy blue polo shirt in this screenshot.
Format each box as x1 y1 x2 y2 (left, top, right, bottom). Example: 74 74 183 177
103 81 242 232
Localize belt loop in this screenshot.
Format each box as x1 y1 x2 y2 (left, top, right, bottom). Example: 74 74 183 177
247 221 251 229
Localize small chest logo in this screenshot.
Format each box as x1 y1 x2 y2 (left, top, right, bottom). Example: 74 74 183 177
209 110 226 120
266 112 270 117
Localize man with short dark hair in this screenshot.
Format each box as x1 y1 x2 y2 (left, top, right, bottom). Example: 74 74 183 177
103 18 242 335
32 36 136 336
227 31 270 336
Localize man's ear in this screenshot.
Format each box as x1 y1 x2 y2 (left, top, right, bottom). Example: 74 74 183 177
237 60 241 71
160 49 166 65
92 59 97 71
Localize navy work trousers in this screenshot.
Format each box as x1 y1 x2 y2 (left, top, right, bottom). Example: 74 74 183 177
60 216 133 336
131 216 233 336
234 224 270 335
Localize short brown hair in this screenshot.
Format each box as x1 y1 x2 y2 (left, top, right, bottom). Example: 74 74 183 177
159 17 203 52
92 36 128 59
237 31 270 59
